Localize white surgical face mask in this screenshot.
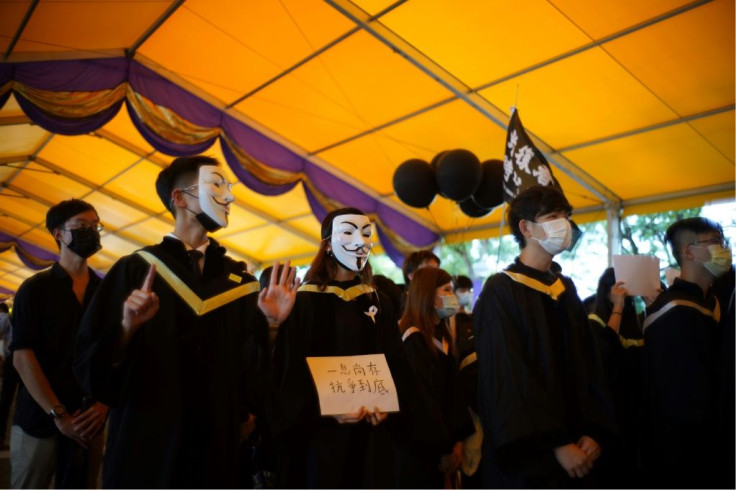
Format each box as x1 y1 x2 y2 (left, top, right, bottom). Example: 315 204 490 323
703 244 732 277
456 291 473 309
531 218 571 256
436 294 459 319
330 214 373 272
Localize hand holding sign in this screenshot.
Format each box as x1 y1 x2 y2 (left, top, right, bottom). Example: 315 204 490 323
122 264 159 334
306 354 400 416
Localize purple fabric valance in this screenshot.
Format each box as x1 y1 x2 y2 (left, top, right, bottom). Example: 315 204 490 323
0 231 57 271
0 57 439 266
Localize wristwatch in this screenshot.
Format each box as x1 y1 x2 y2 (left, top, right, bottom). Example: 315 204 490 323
49 404 67 419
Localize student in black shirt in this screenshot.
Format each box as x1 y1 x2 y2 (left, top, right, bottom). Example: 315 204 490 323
10 199 108 488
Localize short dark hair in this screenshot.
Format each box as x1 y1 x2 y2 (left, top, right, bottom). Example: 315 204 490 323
507 185 572 248
666 217 723 266
402 250 440 285
45 199 98 246
156 155 220 217
453 275 473 291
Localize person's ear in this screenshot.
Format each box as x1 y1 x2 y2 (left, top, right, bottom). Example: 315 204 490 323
171 189 188 210
682 243 694 261
52 227 64 243
519 219 533 238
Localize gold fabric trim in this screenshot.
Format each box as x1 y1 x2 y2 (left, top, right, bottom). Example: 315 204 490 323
502 270 566 300
220 132 302 187
373 215 440 257
642 298 721 332
126 86 220 145
459 351 478 371
620 337 644 349
588 313 606 328
589 313 644 348
13 81 126 117
1 81 13 97
136 251 259 316
297 283 375 302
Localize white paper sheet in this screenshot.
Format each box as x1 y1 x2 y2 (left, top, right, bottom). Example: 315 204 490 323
306 354 400 416
613 254 660 297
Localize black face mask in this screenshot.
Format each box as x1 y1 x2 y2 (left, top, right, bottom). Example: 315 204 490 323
181 190 222 233
66 228 102 258
184 208 221 232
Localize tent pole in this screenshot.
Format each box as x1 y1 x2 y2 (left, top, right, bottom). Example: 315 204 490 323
605 204 622 267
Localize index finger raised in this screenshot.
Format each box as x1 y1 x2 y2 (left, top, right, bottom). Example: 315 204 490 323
141 263 156 292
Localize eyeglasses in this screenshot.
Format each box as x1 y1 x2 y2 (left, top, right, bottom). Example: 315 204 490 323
688 237 730 249
182 180 233 192
60 222 104 232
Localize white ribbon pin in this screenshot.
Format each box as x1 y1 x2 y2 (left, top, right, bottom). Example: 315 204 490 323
365 305 378 324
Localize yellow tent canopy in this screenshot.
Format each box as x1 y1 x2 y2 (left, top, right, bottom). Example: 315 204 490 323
0 0 733 295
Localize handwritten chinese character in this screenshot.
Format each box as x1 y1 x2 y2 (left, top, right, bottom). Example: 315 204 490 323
329 381 345 393
373 379 389 395
367 362 379 376
353 363 366 376
346 378 356 393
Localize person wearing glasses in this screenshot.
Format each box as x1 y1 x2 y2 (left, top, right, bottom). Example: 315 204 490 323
9 199 108 488
641 217 733 489
74 156 298 488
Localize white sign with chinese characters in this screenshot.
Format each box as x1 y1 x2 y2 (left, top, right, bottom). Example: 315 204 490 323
306 354 400 416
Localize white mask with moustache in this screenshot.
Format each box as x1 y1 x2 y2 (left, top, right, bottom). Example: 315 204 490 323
193 165 235 231
329 214 373 272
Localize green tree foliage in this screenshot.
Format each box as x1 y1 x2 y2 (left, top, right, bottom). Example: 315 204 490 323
371 205 730 299
619 208 702 267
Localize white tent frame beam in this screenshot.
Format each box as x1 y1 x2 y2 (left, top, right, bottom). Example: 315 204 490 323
94 128 323 248
443 181 734 238
133 54 441 234
327 0 624 206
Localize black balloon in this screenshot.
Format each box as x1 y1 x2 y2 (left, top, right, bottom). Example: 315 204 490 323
459 197 492 218
430 150 447 171
471 159 504 209
430 151 448 196
434 149 481 201
393 159 437 208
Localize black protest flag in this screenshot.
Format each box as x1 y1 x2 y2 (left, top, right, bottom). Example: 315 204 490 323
502 108 564 203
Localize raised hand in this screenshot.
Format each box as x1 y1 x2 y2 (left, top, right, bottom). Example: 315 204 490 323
122 264 159 334
610 280 628 310
258 260 300 325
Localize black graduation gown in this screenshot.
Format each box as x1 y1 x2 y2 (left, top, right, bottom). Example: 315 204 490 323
588 309 643 487
641 278 722 489
74 237 269 489
269 277 413 489
473 259 615 488
396 329 475 489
